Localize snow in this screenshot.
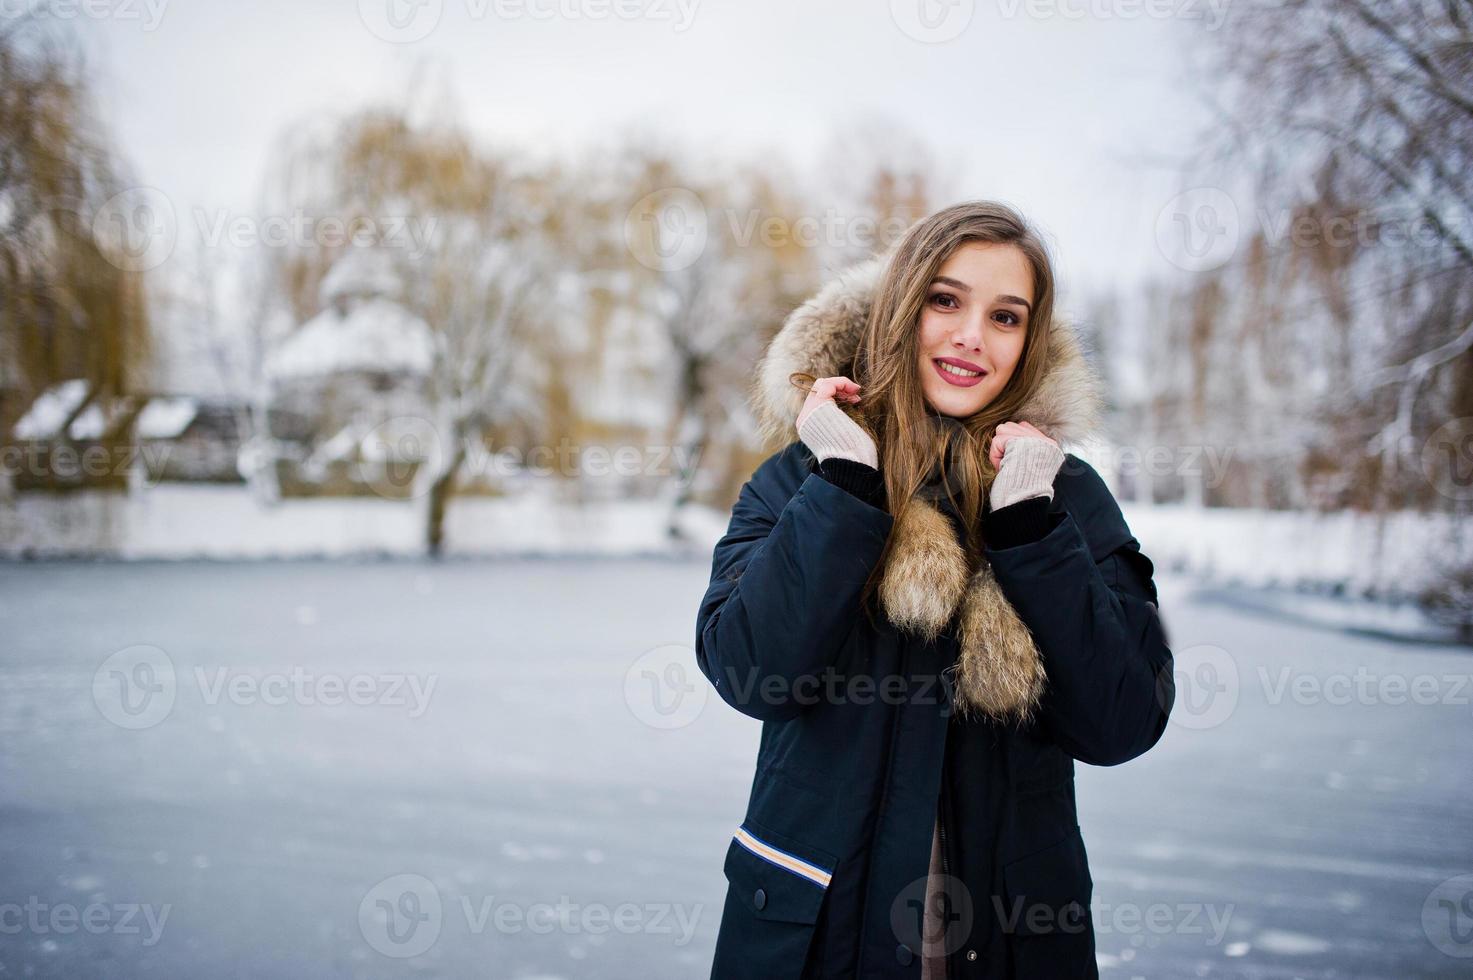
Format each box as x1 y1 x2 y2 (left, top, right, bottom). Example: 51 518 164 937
265 296 436 380
0 561 1467 978
1124 502 1469 601
135 397 200 439
1 488 1462 608
0 483 712 560
262 246 435 381
11 379 89 440
317 247 402 306
12 388 200 443
69 397 140 440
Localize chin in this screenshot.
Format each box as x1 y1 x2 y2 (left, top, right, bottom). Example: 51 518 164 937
925 384 991 418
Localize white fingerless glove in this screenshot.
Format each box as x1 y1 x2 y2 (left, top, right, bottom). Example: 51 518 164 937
796 400 879 469
988 436 1065 511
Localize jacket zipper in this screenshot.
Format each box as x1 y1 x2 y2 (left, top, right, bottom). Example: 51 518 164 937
936 722 954 979
938 762 951 880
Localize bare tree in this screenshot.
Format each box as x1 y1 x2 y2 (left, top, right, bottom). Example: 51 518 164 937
253 105 556 553
1200 0 1473 510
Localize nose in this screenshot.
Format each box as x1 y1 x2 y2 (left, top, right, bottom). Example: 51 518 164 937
951 311 987 354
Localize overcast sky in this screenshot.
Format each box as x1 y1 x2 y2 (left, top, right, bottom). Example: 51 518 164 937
70 0 1217 303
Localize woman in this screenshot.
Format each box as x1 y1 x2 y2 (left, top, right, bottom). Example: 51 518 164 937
694 201 1175 979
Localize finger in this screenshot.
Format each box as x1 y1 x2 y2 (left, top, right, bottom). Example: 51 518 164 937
816 378 861 403
815 377 846 398
827 378 860 399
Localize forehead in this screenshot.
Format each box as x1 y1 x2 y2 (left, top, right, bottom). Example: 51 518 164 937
935 242 1034 301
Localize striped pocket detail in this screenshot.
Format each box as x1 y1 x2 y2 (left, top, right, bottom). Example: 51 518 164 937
734 825 833 888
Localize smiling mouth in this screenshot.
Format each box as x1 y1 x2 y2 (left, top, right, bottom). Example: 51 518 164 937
932 358 987 387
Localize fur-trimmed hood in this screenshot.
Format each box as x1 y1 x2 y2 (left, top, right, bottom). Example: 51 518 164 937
748 247 1107 724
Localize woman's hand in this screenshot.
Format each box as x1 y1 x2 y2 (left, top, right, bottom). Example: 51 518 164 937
796 376 878 469
988 420 1058 469
988 420 1065 511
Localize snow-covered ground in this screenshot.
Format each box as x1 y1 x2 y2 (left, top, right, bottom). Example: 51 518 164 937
4 483 1464 645
2 484 1465 597
0 560 1470 978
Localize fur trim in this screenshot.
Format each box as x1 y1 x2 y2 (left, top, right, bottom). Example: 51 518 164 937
953 564 1048 723
878 499 970 642
750 248 1105 725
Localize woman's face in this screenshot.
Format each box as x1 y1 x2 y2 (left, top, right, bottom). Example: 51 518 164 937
916 241 1033 418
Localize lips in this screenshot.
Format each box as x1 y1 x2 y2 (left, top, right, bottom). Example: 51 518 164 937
932 357 987 388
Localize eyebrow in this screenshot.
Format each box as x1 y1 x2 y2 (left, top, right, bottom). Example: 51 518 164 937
932 277 1033 313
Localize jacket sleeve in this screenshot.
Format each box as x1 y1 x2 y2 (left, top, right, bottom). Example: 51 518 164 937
694 446 895 721
983 457 1174 766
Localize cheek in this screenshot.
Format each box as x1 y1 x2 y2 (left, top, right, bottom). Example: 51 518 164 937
997 331 1027 373
916 315 943 377
917 311 945 349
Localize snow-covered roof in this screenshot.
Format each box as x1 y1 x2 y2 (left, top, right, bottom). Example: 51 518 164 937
266 296 436 381
12 379 89 440
66 400 131 440
319 247 402 307
135 397 200 439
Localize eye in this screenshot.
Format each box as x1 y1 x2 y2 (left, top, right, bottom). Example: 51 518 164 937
993 310 1022 326
929 291 959 310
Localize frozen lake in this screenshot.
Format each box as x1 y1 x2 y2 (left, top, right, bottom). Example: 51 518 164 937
0 559 1470 978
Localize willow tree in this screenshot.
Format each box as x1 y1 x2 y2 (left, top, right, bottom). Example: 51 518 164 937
0 14 150 452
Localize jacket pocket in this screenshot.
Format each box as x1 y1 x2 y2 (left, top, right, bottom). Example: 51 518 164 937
710 823 840 980
723 821 837 924
998 825 1094 939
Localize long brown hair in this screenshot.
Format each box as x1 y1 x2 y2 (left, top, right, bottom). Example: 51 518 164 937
795 200 1059 625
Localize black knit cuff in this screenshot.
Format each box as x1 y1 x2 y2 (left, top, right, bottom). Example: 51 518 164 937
984 495 1052 549
818 458 886 507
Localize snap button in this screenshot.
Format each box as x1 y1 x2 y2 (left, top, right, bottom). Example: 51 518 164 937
896 943 913 965
967 949 978 961
752 888 767 910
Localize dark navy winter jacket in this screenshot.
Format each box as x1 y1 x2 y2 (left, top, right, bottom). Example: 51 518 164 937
695 441 1174 979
